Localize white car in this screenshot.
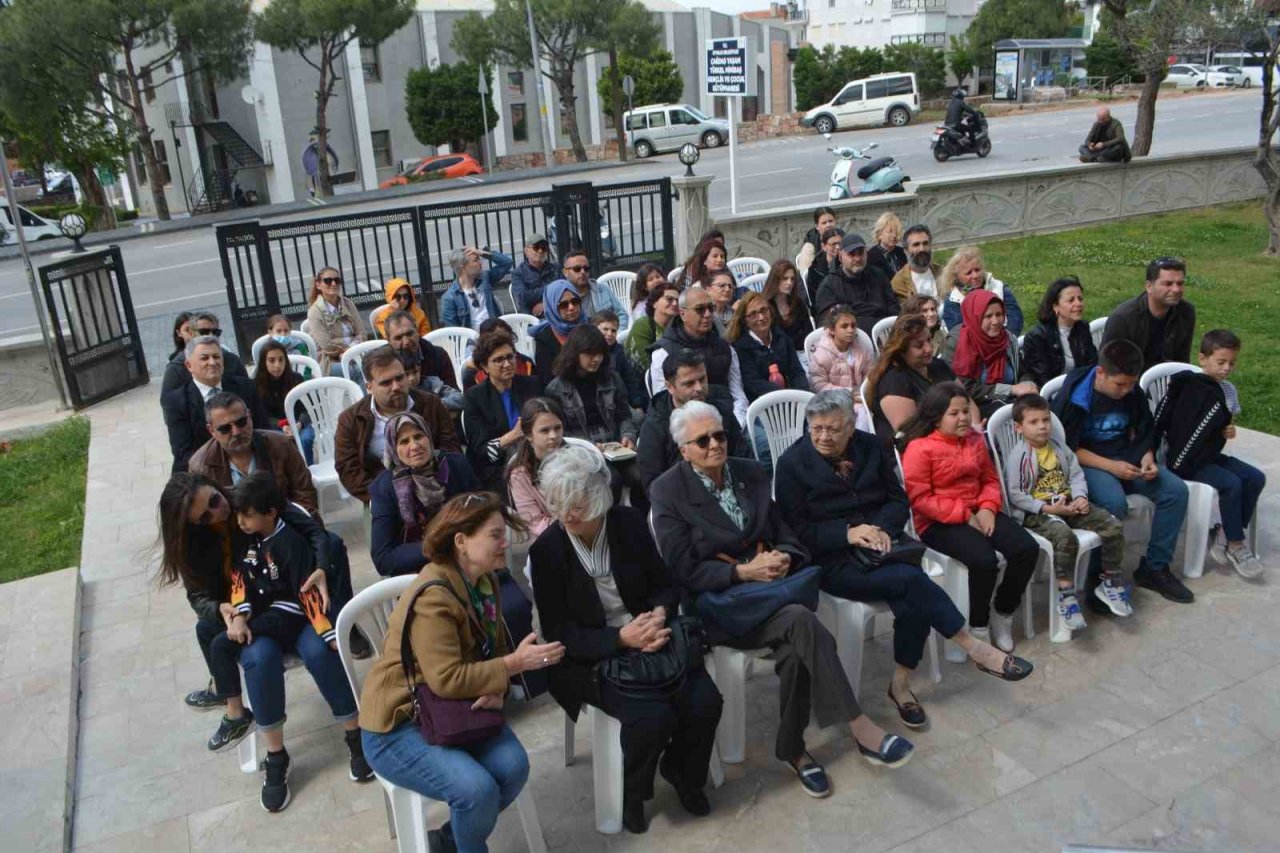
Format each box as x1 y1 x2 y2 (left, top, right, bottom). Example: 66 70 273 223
0 200 63 241
1165 64 1208 88
1209 65 1247 87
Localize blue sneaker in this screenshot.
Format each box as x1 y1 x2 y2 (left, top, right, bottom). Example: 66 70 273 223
1057 590 1087 631
1096 575 1134 616
857 733 914 769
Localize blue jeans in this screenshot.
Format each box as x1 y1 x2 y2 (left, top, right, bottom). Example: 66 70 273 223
239 626 357 730
1188 454 1265 543
299 423 316 466
1082 464 1188 569
751 421 772 469
363 722 529 853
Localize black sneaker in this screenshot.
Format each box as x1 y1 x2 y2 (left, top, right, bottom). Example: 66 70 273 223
1133 562 1194 603
261 749 291 813
660 758 712 816
184 685 222 711
345 729 374 782
427 822 456 853
207 709 254 751
349 627 373 660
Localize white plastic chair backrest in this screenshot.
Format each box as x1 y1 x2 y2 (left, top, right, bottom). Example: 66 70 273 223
727 257 769 281
563 435 608 467
368 304 393 338
289 354 321 381
739 273 767 294
340 339 390 385
335 575 416 705
794 251 810 281
859 377 869 405
1140 362 1202 415
667 265 684 283
251 331 318 366
426 327 480 388
803 328 826 362
1089 316 1108 349
985 403 1019 510
1041 374 1067 404
597 271 636 309
746 389 815 477
284 377 363 466
871 315 897 355
856 328 874 358
616 325 630 346
499 313 538 361
299 318 312 336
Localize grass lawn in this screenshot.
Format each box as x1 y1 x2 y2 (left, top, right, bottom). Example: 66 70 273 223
0 417 90 583
936 202 1280 435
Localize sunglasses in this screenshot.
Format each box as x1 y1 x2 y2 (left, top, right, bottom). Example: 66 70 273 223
558 296 582 309
320 276 342 285
685 430 727 450
468 292 480 308
690 303 715 315
196 490 224 525
195 327 222 337
565 265 590 273
213 414 250 435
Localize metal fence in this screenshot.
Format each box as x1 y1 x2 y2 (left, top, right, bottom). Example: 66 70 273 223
215 178 675 358
39 246 149 408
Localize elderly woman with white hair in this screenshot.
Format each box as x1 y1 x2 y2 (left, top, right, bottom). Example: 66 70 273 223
649 401 914 799
528 444 723 835
440 245 513 330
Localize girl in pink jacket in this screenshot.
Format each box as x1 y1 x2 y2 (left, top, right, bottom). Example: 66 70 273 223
808 305 874 432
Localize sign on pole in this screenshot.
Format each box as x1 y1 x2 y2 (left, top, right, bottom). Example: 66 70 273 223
704 37 753 215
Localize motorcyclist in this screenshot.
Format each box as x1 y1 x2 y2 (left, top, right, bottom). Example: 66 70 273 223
944 89 982 148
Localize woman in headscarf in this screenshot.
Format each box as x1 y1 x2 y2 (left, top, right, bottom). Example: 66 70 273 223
942 290 1038 419
530 279 586 385
369 412 481 577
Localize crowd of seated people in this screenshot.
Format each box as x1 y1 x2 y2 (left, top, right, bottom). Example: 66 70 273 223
156 214 1268 850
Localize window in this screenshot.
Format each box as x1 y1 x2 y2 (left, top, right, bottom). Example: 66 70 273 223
510 104 528 142
360 42 381 82
884 76 915 96
116 72 132 104
865 79 887 99
152 140 171 185
507 71 524 95
131 142 147 182
647 111 667 128
834 84 863 104
670 109 697 125
625 113 647 130
424 156 462 173
371 130 392 167
142 70 155 104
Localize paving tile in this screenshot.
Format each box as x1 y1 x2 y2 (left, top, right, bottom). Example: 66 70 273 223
1103 777 1280 853
72 816 191 853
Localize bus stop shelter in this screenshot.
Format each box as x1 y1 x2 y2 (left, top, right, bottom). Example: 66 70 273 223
992 38 1089 102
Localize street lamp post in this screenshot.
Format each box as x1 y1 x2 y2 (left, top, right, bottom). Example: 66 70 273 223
478 67 496 171
622 74 635 161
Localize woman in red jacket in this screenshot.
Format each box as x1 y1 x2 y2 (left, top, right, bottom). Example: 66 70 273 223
901 382 1039 659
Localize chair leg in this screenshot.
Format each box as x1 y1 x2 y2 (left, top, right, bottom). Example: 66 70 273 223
1248 504 1260 559
1180 482 1215 579
925 629 942 684
388 786 428 853
708 742 725 789
936 555 970 664
515 789 549 853
835 599 869 700
589 707 624 834
237 667 258 774
563 713 576 766
381 788 397 840
710 647 746 764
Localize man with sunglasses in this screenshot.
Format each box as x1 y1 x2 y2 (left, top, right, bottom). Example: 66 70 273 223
162 336 270 472
440 244 512 331
649 287 749 430
511 233 557 316
562 248 629 331
159 311 251 395
189 392 319 515
1100 256 1195 371
814 233 900 335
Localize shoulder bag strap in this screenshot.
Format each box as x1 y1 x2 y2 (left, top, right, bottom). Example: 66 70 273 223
398 579 474 696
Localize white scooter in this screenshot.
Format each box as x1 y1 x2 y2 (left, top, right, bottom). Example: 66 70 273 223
824 134 908 200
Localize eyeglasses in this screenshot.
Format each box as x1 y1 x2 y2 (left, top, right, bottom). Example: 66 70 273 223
196 490 223 525
320 276 342 285
684 430 727 450
689 303 715 315
558 297 582 309
529 244 549 252
565 265 590 273
746 308 771 320
213 415 250 435
809 424 848 437
489 353 516 365
195 327 222 337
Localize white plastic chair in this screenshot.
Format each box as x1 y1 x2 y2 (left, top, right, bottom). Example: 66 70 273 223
986 404 1102 644
426 327 479 391
1041 374 1067 404
1089 316 1108 349
299 318 312 336
499 313 538 361
369 304 394 339
288 353 321 382
1141 362 1226 577
745 389 814 485
739 272 767 294
341 339 391 386
816 590 942 696
727 257 769 281
252 331 319 366
284 377 363 519
616 326 630 347
871 315 897 355
794 251 810 282
667 265 684 283
336 576 549 853
597 271 636 310
803 328 826 364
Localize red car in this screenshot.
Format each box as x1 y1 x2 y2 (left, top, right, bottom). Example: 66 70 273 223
380 153 484 188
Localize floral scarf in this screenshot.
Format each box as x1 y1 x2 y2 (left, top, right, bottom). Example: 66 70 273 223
382 413 449 542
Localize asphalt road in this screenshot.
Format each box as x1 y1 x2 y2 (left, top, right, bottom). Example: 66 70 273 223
0 89 1259 340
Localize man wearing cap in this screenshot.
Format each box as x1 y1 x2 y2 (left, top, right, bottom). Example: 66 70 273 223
814 233 900 335
512 233 558 316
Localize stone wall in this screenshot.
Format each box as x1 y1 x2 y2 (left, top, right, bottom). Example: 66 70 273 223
704 147 1266 263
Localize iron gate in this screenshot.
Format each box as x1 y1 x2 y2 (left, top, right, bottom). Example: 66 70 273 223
215 178 675 358
39 246 149 408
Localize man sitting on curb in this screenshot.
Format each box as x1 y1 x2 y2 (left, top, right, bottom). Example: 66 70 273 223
1078 107 1131 163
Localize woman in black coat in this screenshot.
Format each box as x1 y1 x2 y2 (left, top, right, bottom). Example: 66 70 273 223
1019 276 1098 387
461 331 544 492
529 445 722 834
725 292 809 402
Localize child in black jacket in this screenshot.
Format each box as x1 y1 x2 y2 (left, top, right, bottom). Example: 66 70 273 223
1154 330 1266 578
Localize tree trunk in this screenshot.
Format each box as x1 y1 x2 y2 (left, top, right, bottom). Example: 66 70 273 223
1131 70 1162 156
553 65 588 162
1256 54 1280 256
608 47 628 161
313 46 334 198
1262 180 1280 256
122 51 170 220
74 164 117 231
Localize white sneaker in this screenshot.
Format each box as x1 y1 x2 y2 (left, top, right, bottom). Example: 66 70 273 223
1208 526 1228 566
1227 545 1265 580
989 611 1015 653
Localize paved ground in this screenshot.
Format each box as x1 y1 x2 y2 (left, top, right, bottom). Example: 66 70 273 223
34 377 1280 852
0 90 1260 339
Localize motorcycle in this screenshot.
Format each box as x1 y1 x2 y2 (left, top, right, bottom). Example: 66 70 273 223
823 134 908 200
931 110 991 162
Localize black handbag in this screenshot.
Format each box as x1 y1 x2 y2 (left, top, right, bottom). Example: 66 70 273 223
596 615 706 700
693 544 822 638
848 537 926 572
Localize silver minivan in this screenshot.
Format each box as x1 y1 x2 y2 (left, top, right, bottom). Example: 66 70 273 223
801 72 920 134
622 103 731 158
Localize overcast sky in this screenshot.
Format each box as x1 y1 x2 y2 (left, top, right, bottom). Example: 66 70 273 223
697 0 779 14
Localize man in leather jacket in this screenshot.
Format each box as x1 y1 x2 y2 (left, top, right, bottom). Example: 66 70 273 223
944 89 981 145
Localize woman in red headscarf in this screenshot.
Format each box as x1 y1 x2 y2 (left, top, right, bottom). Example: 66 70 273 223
942 290 1039 418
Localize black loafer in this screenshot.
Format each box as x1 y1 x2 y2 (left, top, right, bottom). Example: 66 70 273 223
976 654 1034 682
786 753 832 798
349 627 374 659
856 734 914 769
623 798 648 833
887 683 928 728
660 762 711 816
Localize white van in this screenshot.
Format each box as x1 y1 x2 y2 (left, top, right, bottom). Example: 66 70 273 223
0 200 62 242
801 73 921 135
622 103 732 159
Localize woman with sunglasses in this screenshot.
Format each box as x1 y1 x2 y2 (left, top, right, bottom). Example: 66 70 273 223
530 280 586 385
375 277 431 339
463 331 545 492
650 402 915 798
306 267 368 376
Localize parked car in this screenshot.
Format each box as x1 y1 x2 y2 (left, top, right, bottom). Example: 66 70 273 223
1208 65 1246 87
379 153 483 188
1165 64 1213 88
622 103 730 159
801 72 920 135
0 200 62 240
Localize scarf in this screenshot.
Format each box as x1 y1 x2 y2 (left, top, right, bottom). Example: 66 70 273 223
529 280 584 338
382 412 449 542
461 571 500 659
951 289 1010 385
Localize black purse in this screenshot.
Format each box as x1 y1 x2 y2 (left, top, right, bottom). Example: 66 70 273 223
595 615 706 700
848 537 926 572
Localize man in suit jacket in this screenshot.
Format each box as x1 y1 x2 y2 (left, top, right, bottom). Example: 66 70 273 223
334 345 460 503
161 337 268 472
159 312 250 395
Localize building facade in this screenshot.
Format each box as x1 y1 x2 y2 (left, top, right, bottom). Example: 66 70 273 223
802 0 983 53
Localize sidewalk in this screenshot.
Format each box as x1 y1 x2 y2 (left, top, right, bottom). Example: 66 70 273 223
57 379 1280 851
